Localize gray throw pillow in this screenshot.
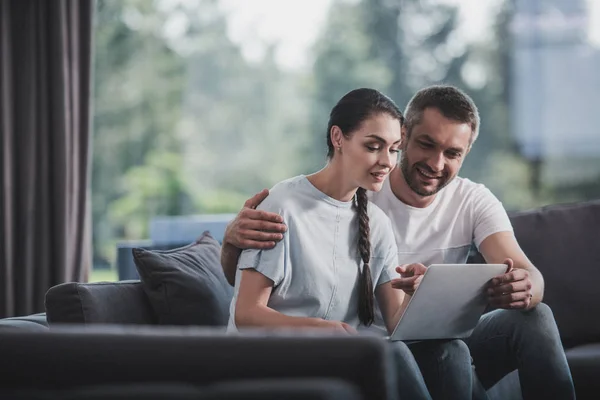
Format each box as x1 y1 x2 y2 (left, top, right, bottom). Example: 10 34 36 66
133 231 233 326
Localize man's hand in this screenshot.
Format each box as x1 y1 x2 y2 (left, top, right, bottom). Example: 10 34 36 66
223 189 287 250
390 263 428 295
487 258 533 309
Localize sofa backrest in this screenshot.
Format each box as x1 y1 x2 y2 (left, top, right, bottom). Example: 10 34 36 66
45 281 157 325
508 199 600 347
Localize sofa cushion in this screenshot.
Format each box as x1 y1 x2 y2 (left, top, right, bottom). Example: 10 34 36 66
565 344 600 400
45 281 156 325
133 231 233 326
507 200 600 348
0 313 49 331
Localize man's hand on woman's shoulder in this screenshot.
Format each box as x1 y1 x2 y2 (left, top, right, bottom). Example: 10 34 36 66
224 189 287 250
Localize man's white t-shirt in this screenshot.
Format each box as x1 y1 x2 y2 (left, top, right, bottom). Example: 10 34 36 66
369 176 514 266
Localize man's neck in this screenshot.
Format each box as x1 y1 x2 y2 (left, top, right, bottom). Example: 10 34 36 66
389 167 437 208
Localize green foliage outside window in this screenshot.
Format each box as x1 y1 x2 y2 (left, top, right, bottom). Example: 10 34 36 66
92 0 600 274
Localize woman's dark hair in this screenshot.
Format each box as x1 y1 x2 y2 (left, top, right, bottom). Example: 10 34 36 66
326 88 403 326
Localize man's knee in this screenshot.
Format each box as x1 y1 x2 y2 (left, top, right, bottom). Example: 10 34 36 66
527 302 553 318
521 302 557 327
526 302 561 334
439 339 471 362
410 339 472 365
503 302 561 341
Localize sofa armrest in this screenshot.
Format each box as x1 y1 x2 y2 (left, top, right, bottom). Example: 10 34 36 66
45 281 157 325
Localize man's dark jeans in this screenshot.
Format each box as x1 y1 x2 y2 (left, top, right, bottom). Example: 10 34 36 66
467 303 575 400
388 303 575 400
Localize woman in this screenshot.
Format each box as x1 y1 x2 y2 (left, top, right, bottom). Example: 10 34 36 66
227 88 476 400
228 88 408 335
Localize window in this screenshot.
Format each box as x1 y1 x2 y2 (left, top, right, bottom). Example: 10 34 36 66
91 0 600 281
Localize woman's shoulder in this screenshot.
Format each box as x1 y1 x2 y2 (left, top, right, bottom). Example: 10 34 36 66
269 175 306 194
256 175 308 213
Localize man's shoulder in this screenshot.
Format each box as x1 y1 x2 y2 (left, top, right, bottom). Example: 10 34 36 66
366 201 396 253
367 201 395 239
420 177 501 222
440 176 490 203
448 176 486 193
367 200 392 223
438 177 507 227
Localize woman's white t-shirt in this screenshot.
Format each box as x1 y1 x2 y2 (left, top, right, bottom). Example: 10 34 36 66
227 175 399 332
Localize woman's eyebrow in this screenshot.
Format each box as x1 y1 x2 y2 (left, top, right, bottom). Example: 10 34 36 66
365 134 401 144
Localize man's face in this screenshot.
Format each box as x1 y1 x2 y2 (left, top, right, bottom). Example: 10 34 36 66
400 107 471 197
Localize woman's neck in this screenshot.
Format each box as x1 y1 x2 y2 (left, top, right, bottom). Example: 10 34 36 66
307 163 357 202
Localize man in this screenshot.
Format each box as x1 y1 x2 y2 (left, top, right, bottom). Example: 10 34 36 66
220 85 575 399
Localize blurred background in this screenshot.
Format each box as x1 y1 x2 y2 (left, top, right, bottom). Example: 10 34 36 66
90 0 600 281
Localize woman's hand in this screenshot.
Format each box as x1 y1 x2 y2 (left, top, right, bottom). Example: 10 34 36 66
314 319 358 335
390 263 428 295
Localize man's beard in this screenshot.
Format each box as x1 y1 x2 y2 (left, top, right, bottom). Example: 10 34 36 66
400 154 452 197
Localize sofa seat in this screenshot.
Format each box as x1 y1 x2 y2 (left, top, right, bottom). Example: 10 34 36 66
486 344 600 400
565 343 600 399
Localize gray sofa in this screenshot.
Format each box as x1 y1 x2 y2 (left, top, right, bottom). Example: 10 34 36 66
0 325 391 400
470 198 600 399
1 199 599 399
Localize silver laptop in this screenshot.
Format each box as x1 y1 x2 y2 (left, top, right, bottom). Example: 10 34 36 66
390 263 508 341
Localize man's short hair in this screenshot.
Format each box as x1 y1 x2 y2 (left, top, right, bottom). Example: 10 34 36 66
404 85 480 146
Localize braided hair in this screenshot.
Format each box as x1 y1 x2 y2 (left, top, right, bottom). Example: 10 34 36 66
326 88 403 326
354 187 374 325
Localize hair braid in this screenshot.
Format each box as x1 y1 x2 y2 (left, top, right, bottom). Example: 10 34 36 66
354 187 374 326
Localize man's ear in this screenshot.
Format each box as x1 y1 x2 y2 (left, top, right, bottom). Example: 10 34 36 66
401 126 408 148
330 125 344 149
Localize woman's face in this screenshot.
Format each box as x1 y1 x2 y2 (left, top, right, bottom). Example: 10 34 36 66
337 113 402 192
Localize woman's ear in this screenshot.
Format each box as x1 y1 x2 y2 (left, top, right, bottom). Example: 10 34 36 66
330 125 344 151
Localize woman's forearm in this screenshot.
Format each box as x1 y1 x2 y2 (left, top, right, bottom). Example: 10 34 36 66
235 303 324 329
385 295 412 335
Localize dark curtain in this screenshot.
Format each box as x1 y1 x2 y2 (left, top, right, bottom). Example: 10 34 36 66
0 0 94 318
